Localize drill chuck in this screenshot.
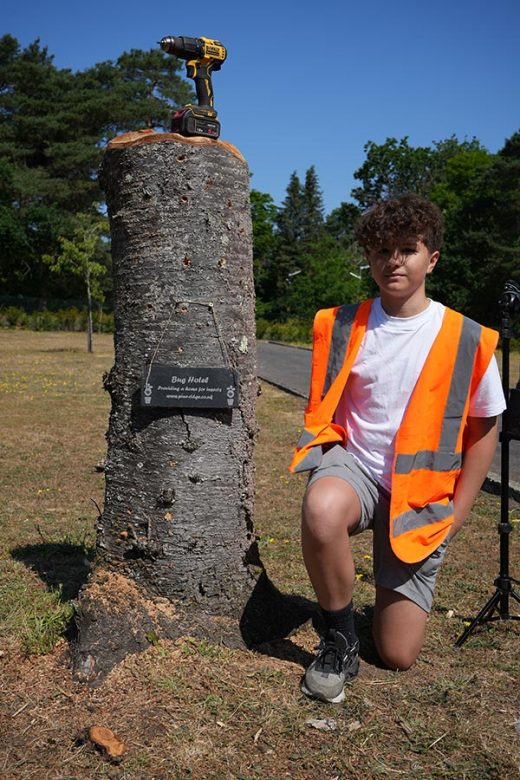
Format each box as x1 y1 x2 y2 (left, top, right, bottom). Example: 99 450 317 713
159 36 227 67
159 36 201 59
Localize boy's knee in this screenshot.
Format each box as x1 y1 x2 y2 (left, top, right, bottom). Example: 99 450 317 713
302 480 360 536
303 485 337 521
375 643 418 671
302 499 344 546
372 624 422 671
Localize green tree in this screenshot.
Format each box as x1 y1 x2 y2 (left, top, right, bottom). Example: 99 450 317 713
430 148 494 218
351 135 485 208
431 131 520 324
43 212 108 351
302 165 324 240
0 34 192 301
265 171 304 320
0 159 31 290
250 189 279 316
276 171 304 243
352 137 435 208
284 236 366 318
325 202 360 244
82 48 193 135
269 167 331 320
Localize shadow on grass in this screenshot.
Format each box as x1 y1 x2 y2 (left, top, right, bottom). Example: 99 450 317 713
10 541 93 601
239 571 385 670
239 570 316 668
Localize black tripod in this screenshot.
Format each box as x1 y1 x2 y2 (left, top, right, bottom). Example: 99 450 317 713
456 279 520 647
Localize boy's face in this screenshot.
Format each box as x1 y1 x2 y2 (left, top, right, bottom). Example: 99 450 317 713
366 236 439 305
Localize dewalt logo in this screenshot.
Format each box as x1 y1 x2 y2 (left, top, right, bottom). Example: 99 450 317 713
207 46 224 57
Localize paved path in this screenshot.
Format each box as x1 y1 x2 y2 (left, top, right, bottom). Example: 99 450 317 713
257 340 520 493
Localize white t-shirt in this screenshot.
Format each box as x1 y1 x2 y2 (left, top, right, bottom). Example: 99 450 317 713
334 298 506 490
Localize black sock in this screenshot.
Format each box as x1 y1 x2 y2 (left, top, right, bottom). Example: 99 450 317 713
321 602 357 646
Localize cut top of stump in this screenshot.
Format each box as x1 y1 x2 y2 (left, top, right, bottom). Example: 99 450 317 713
107 129 245 163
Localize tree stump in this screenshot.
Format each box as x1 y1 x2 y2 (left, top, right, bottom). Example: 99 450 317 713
73 131 268 684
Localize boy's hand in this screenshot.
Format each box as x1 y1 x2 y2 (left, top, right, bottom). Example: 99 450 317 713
450 416 499 539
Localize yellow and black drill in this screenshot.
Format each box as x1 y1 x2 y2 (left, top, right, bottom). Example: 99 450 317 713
159 35 227 139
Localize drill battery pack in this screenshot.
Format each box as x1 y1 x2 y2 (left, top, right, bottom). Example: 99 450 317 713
171 105 221 139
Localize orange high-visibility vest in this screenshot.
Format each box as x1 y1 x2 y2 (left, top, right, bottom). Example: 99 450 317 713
289 300 499 563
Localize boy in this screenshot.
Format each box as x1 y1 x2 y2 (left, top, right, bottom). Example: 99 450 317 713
290 193 506 703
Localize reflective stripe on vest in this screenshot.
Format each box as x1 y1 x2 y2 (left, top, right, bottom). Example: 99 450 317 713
393 501 455 537
323 303 359 396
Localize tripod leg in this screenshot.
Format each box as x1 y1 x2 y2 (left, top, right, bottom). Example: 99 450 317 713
455 589 501 647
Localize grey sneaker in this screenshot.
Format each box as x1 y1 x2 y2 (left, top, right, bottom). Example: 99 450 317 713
301 629 359 703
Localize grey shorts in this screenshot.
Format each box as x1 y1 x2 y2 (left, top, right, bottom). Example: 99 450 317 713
307 445 449 613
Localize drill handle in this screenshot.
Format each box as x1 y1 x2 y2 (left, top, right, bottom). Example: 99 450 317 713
186 61 216 109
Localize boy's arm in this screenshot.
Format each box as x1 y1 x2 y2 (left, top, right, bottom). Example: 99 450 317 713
450 415 499 539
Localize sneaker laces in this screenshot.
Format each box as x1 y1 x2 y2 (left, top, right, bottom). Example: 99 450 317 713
313 636 347 675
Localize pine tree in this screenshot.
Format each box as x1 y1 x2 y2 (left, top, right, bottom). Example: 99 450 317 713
276 171 304 242
250 189 279 317
268 172 303 319
325 202 360 244
0 35 192 300
301 165 324 240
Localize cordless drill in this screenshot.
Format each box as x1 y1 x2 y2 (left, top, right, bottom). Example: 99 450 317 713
159 35 227 139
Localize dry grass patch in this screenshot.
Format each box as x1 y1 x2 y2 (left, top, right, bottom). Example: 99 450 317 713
0 331 112 655
0 331 519 779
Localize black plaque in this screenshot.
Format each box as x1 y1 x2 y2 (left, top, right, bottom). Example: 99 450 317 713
141 365 239 408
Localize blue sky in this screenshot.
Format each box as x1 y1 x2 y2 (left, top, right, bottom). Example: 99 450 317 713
3 0 519 214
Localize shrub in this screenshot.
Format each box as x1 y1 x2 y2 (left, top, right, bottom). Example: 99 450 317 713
0 306 114 333
256 317 312 344
0 306 29 328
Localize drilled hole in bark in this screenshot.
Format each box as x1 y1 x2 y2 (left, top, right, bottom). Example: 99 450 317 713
159 488 176 506
227 200 233 208
218 257 227 268
180 195 189 204
183 256 192 267
176 154 187 162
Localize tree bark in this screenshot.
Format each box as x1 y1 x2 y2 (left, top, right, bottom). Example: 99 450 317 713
73 131 266 683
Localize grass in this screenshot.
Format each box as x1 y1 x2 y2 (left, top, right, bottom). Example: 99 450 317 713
0 330 519 779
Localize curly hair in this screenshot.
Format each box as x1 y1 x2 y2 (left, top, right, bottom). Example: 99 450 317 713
354 193 444 253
